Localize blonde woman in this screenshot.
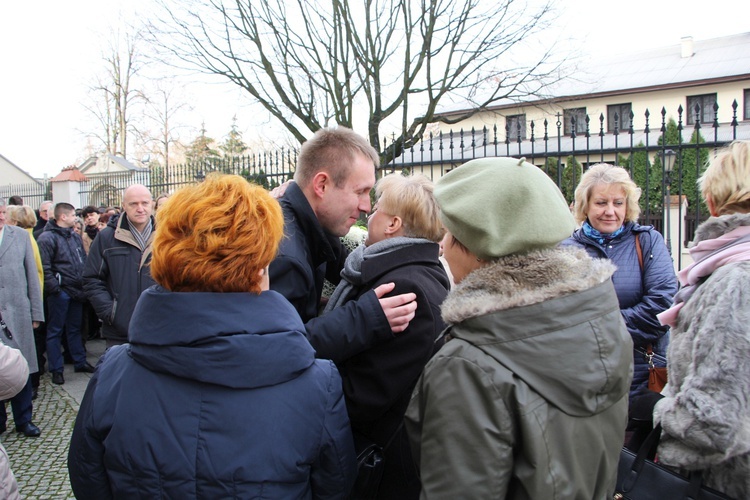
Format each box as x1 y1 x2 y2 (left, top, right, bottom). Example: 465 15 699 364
325 174 450 499
562 164 677 403
5 205 43 291
654 140 750 497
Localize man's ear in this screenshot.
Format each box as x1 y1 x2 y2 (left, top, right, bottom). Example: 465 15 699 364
311 172 330 199
384 215 403 235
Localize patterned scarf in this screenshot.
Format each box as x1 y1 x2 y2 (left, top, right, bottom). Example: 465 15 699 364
323 236 433 314
128 216 153 252
581 220 625 245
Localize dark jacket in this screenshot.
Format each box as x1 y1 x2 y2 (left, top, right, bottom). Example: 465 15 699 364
82 214 156 342
269 182 392 362
405 249 632 499
561 222 677 398
37 219 86 301
68 286 357 500
32 217 47 240
334 242 450 499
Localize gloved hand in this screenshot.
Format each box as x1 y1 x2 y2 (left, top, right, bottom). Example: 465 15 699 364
629 390 665 423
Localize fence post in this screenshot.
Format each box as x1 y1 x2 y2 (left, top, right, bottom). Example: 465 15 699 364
665 195 689 272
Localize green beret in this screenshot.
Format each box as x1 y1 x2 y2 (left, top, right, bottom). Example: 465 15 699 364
435 157 575 259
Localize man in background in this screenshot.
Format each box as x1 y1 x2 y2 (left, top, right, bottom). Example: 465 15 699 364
37 203 95 385
33 200 52 240
84 185 156 348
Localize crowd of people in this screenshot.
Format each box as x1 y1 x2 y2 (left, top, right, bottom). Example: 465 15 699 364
1 130 748 499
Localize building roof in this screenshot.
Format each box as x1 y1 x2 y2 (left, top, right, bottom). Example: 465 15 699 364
0 153 43 185
439 32 750 115
78 154 149 175
568 32 750 97
51 165 88 182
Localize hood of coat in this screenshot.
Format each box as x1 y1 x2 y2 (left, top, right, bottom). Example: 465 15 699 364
127 286 315 390
692 212 750 245
443 247 632 416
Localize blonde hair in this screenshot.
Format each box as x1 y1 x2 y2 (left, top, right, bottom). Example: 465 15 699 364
573 163 641 224
375 174 445 242
295 127 379 188
6 205 38 228
151 174 284 293
700 140 750 215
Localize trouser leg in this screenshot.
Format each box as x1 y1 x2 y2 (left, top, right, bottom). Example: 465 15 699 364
9 378 33 427
64 300 88 368
46 291 70 374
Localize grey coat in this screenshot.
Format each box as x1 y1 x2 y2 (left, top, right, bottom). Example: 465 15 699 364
406 248 633 499
654 213 750 498
0 225 43 372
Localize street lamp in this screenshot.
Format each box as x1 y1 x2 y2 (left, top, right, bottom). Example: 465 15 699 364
661 149 677 255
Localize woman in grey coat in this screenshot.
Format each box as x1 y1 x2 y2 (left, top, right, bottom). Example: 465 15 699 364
654 140 750 498
0 198 44 437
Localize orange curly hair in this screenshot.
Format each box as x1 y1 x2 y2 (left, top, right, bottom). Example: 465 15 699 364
151 174 284 293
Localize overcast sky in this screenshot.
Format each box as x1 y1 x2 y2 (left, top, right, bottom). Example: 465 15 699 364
0 0 747 179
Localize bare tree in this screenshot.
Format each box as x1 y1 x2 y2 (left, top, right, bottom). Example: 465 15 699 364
85 30 146 159
149 0 564 163
141 83 192 168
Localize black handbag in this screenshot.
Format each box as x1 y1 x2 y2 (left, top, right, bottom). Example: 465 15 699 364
615 424 733 499
351 440 385 500
350 423 403 500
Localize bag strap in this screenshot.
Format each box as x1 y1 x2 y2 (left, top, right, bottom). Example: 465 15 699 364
635 233 644 273
635 234 658 356
622 423 662 492
384 421 404 452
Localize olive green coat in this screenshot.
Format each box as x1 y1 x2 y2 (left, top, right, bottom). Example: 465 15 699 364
405 248 633 499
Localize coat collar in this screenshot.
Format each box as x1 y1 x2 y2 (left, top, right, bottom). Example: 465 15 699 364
0 224 18 260
281 182 338 265
442 247 616 325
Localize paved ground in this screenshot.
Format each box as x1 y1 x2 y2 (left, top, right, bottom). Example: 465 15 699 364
2 339 106 499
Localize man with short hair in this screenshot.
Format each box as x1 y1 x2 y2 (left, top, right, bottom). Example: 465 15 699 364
37 203 96 384
269 127 417 362
33 200 52 240
83 184 156 348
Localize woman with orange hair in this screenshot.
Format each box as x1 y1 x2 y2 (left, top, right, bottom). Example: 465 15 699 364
68 174 357 499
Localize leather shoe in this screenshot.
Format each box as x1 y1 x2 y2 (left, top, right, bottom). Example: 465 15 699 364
0 423 6 435
74 362 96 373
16 422 41 437
31 388 38 400
51 372 64 385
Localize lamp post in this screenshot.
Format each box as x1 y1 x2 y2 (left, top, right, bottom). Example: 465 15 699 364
661 149 677 255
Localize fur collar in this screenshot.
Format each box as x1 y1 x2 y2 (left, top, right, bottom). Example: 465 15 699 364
442 247 615 325
692 212 750 245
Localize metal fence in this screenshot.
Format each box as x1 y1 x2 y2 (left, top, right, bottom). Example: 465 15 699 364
3 102 747 264
0 182 51 210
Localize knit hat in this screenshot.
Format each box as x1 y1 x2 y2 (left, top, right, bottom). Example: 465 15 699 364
435 157 575 259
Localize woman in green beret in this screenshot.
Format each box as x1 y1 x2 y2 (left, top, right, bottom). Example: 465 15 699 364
405 157 633 499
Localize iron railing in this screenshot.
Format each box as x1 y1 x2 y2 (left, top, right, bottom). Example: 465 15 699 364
3 102 747 266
